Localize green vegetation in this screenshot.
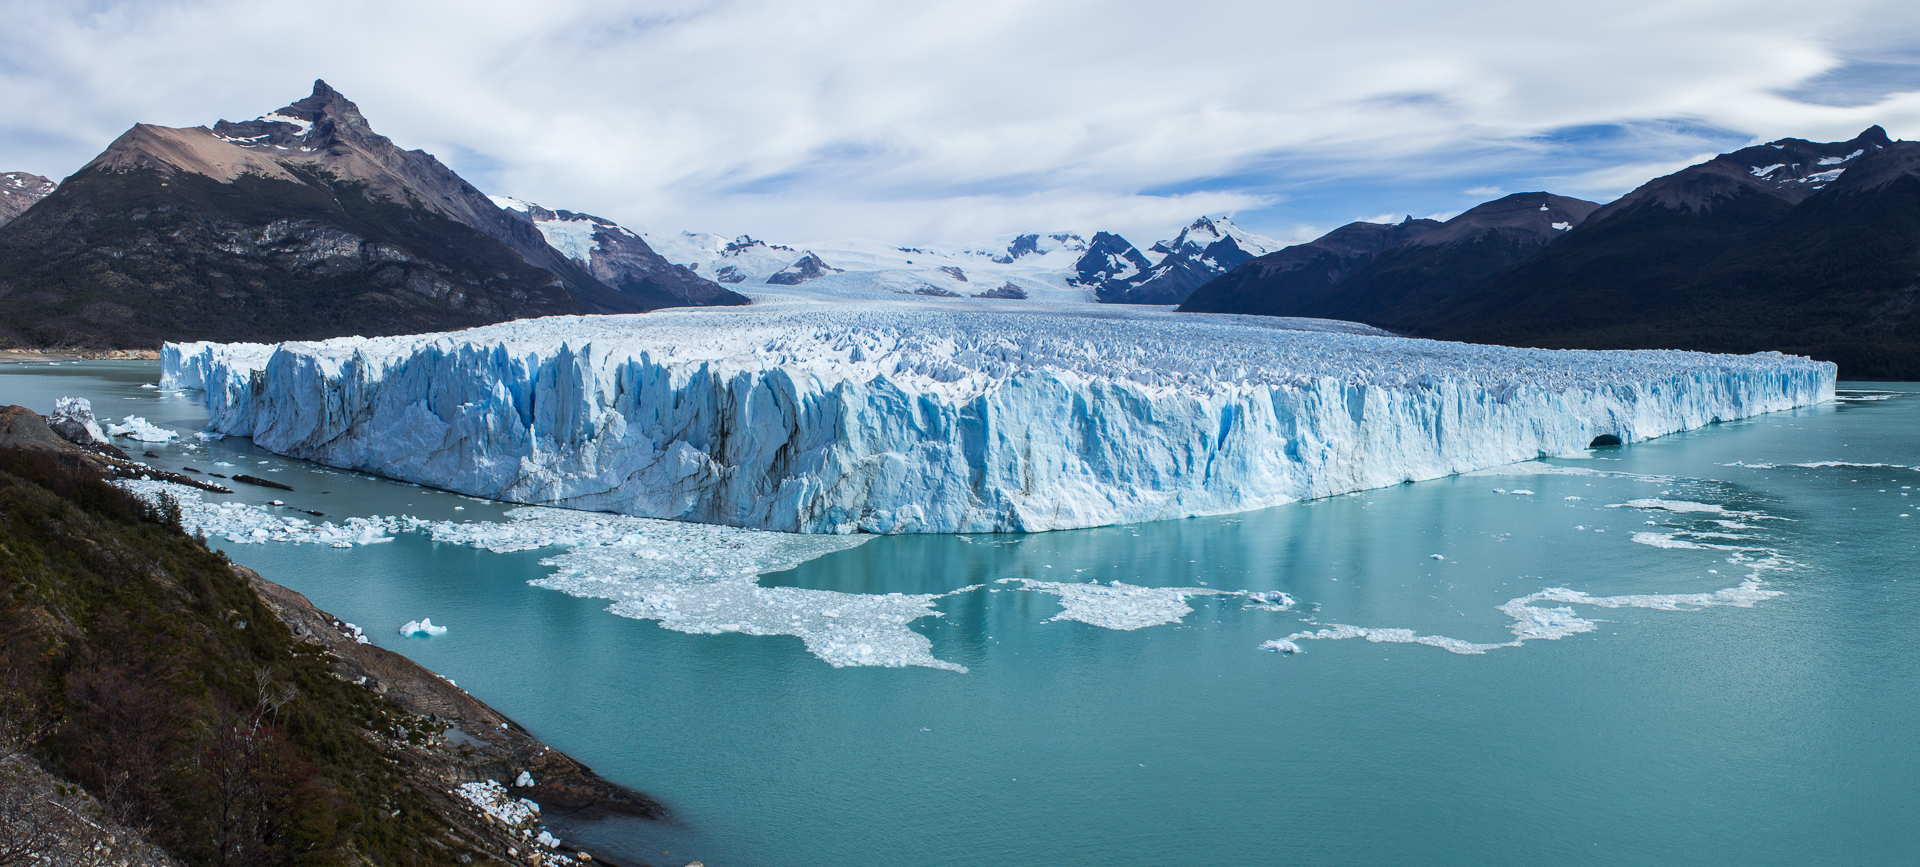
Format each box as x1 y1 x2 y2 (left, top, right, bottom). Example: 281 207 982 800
0 446 477 866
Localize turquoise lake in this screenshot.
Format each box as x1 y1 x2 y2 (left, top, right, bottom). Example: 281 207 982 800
5 361 1918 866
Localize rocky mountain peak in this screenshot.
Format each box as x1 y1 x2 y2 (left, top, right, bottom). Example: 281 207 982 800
0 171 56 228
1407 192 1601 247
210 79 386 154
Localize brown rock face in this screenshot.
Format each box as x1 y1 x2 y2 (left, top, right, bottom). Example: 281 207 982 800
0 80 745 349
0 172 54 228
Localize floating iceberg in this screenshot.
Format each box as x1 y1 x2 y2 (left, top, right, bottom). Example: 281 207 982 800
49 397 108 444
163 299 1835 534
399 618 447 637
105 414 180 442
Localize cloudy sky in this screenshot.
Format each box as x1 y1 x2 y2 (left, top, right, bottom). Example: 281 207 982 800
5 0 1920 247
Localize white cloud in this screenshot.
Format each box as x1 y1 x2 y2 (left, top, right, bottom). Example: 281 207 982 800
3 0 1919 245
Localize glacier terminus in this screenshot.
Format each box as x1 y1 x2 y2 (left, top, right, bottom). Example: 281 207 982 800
162 297 1836 534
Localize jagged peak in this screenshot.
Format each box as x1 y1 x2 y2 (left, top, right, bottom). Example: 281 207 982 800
273 79 375 137
1856 125 1893 148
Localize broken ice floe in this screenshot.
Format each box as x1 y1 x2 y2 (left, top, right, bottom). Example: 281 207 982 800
104 414 179 442
1727 460 1916 471
115 479 1284 671
1244 590 1296 611
1279 578 1784 656
1466 462 1677 485
117 481 977 670
1000 578 1229 630
1273 496 1793 657
463 508 969 671
399 618 447 637
116 480 407 547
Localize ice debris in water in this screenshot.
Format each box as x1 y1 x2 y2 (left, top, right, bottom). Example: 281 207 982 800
116 480 406 547
1272 497 1793 656
1001 578 1228 630
446 508 973 672
114 480 981 671
1260 639 1301 653
399 618 447 637
1244 590 1296 610
104 415 179 442
164 298 1834 534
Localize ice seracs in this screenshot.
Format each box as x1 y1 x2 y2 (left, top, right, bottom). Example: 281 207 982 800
165 298 1834 535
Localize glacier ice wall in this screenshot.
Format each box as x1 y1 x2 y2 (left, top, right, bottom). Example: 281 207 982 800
162 301 1836 534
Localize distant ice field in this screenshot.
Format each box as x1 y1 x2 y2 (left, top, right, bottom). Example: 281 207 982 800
165 298 1836 534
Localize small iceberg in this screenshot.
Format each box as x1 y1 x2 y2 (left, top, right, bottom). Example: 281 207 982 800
49 397 108 444
1244 591 1295 610
1260 639 1302 654
399 618 448 637
105 414 180 442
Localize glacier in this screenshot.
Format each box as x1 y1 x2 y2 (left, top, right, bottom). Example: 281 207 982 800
162 297 1835 535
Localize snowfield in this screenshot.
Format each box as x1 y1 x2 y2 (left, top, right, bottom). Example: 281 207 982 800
163 297 1835 534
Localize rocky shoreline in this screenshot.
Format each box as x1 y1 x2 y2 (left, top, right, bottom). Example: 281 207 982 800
0 403 693 867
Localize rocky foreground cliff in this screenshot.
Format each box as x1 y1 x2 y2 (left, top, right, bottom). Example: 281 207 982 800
0 406 676 867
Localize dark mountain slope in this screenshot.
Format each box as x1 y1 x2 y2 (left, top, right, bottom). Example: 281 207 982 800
0 80 736 349
1307 192 1600 326
1413 129 1920 378
1176 218 1442 317
0 161 582 348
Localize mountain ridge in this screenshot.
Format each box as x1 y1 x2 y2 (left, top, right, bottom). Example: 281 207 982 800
1180 127 1920 378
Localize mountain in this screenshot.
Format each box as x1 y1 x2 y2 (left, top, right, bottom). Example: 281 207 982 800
0 172 54 227
0 80 715 350
642 231 814 284
489 196 748 306
1401 127 1920 378
1070 217 1282 304
1176 216 1446 316
767 251 844 284
637 229 1093 301
1181 193 1600 322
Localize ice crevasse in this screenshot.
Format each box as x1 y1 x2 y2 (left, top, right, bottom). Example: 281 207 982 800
162 302 1836 534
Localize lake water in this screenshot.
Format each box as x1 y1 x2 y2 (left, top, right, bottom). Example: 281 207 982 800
6 361 1919 866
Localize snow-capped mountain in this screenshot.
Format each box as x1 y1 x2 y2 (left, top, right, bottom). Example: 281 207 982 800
489 197 747 307
641 233 802 284
1070 217 1283 305
621 229 1094 302
0 172 54 228
621 219 1276 307
0 80 741 350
